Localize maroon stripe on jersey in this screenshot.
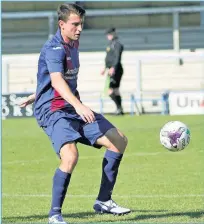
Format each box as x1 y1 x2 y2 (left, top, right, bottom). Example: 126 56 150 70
74 40 79 49
50 45 79 112
51 90 66 112
64 45 74 69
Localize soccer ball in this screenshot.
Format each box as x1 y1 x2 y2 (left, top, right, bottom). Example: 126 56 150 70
160 121 190 152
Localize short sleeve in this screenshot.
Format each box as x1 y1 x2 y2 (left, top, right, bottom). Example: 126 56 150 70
45 45 65 74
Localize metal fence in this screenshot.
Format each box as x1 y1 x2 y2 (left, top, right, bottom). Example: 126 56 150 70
2 51 204 116
2 5 204 53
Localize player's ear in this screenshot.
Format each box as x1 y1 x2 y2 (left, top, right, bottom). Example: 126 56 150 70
58 20 64 30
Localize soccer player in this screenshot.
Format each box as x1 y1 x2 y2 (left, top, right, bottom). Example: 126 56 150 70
101 27 124 115
20 3 130 224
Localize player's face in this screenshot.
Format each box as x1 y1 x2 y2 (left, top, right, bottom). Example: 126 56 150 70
59 13 84 41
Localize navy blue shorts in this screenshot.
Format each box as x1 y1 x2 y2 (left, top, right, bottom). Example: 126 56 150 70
42 109 115 155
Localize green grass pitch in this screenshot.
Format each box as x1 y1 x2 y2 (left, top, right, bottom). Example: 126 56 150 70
2 115 204 223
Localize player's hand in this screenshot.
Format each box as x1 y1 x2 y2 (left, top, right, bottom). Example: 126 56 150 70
108 67 115 76
101 68 106 76
19 95 35 108
75 104 95 123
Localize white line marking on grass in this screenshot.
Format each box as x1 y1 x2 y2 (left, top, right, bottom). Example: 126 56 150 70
2 152 161 165
2 159 47 165
2 193 204 198
79 152 162 160
3 150 203 165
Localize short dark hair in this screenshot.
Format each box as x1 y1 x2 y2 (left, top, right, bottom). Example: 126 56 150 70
105 27 116 34
57 3 86 22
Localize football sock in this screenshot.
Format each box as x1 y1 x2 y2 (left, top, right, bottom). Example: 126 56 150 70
49 168 71 217
97 150 123 202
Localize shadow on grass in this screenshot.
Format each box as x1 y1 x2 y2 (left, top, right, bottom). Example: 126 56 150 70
131 210 204 221
2 210 204 223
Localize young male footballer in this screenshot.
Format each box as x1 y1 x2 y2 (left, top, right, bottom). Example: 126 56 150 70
20 3 130 224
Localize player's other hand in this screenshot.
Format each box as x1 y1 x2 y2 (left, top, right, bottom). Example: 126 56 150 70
19 94 35 108
75 104 95 123
108 67 115 76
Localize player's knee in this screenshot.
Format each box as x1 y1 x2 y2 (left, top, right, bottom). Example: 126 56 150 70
118 132 128 151
105 128 128 152
59 142 79 173
122 134 128 149
113 131 128 153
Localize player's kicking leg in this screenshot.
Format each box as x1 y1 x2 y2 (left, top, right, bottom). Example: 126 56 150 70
93 127 131 215
94 199 131 215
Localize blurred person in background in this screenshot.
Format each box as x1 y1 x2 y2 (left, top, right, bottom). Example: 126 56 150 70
101 27 124 115
20 3 130 224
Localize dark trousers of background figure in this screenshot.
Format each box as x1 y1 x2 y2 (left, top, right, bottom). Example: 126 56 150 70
109 67 124 115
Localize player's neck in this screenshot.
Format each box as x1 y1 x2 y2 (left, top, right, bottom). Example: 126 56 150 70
61 31 72 44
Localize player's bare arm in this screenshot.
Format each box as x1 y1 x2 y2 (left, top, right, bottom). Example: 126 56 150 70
50 72 95 123
19 93 36 107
